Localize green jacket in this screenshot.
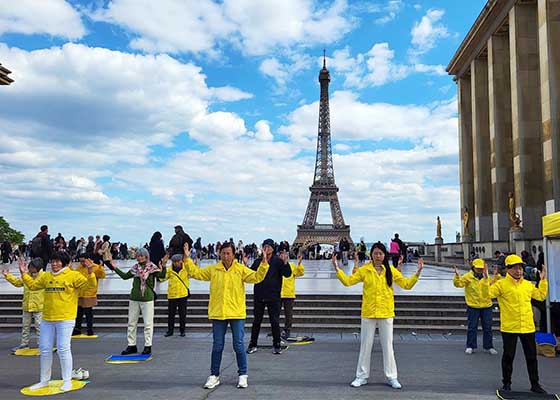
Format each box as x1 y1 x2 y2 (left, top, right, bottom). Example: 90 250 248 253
114 266 167 302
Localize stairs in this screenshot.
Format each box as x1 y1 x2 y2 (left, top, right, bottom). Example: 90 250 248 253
0 293 499 334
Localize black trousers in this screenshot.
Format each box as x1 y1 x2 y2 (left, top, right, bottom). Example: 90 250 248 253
501 331 539 386
167 296 188 333
75 306 94 333
281 298 295 333
250 299 281 348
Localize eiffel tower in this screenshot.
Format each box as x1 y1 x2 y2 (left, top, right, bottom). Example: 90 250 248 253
293 54 353 250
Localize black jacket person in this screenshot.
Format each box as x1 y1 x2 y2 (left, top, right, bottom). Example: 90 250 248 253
247 239 291 353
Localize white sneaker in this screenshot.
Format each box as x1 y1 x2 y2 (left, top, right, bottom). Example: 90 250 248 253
465 347 473 354
237 375 248 388
388 378 402 389
60 380 72 391
204 375 220 389
350 377 368 387
29 381 49 391
485 348 498 355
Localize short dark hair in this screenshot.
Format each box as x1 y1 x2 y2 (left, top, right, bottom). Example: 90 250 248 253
394 233 399 238
494 251 501 256
220 242 235 253
174 225 183 230
40 225 48 232
103 235 110 242
50 251 71 267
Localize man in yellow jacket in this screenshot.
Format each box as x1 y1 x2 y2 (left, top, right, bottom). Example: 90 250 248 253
453 258 498 355
3 258 44 352
280 251 304 339
185 241 269 390
160 253 190 337
482 254 548 394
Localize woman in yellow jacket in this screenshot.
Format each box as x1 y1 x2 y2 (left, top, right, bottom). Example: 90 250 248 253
72 255 106 336
482 254 548 394
3 257 44 352
280 251 304 339
453 258 498 355
332 241 423 390
20 251 97 392
160 253 190 337
185 241 269 390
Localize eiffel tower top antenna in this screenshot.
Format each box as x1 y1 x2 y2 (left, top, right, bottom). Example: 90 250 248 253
323 48 326 68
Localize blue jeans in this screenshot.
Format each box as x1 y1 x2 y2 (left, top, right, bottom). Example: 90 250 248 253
211 319 246 376
466 306 493 349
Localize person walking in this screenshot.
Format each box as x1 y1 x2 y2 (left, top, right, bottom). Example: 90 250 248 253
185 241 269 389
31 225 53 268
280 250 304 339
72 256 106 336
482 254 548 394
247 239 292 355
20 251 97 392
149 231 166 268
339 237 350 266
389 234 402 271
356 238 367 264
160 254 190 337
332 241 423 389
108 248 167 356
97 235 112 269
453 258 498 355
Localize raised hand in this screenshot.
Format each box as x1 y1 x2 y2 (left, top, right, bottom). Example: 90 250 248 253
157 261 163 271
492 266 498 276
540 264 547 280
183 242 190 257
18 258 27 276
453 265 459 275
108 260 116 271
483 263 489 279
354 252 359 266
416 258 424 275
331 253 339 271
1 267 9 277
297 253 303 265
161 253 169 267
261 247 270 264
242 252 249 266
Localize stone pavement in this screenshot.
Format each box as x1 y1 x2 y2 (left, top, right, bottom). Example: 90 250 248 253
0 331 558 400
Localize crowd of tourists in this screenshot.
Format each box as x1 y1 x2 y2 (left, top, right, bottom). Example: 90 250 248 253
0 224 553 395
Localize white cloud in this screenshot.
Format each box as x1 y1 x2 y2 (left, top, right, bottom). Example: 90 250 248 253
0 0 85 39
409 8 449 60
374 0 403 25
92 0 353 56
259 53 312 90
254 120 274 141
326 44 446 88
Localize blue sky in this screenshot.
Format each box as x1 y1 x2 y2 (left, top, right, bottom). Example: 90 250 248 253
0 0 486 247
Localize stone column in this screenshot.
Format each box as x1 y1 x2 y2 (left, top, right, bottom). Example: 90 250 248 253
538 0 560 214
488 33 514 242
471 58 494 242
458 77 475 241
509 1 545 239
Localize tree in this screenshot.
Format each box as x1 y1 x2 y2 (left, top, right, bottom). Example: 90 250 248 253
0 216 24 244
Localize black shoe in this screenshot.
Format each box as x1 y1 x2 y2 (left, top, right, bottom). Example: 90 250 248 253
179 332 185 337
72 329 82 336
86 330 94 336
272 346 282 355
121 345 137 355
164 331 173 337
142 346 152 355
530 384 547 394
246 346 257 354
501 383 511 391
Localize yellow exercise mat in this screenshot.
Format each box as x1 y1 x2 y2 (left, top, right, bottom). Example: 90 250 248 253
14 348 57 356
72 334 98 339
21 380 88 396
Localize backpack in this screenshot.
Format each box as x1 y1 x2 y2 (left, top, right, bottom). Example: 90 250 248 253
31 236 43 256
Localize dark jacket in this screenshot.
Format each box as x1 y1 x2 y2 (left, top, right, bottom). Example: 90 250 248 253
168 230 193 256
149 238 166 266
251 254 292 301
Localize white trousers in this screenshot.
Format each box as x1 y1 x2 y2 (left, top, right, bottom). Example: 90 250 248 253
356 317 398 380
22 311 42 346
39 319 74 384
127 300 154 346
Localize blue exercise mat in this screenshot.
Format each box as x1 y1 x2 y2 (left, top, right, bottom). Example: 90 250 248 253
105 354 153 364
535 332 557 346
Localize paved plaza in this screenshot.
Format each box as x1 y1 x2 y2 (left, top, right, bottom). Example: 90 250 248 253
0 259 463 296
0 331 559 399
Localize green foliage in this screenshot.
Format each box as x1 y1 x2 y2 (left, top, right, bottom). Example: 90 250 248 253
0 216 25 244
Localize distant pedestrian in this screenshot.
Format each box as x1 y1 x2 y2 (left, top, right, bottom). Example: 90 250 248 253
168 225 193 256
31 225 53 268
149 231 166 267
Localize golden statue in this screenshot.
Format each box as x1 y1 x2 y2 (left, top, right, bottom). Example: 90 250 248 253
508 192 522 229
436 216 442 238
462 207 469 233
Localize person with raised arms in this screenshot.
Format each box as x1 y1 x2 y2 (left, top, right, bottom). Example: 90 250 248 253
332 241 423 390
453 258 499 355
20 251 97 392
280 250 304 340
481 254 548 394
184 241 269 390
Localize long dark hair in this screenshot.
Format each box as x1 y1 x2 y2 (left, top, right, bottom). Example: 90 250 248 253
370 241 393 287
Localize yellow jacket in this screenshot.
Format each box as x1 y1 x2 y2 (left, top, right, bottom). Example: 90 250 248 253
336 262 419 318
186 258 269 320
483 274 548 333
5 271 45 312
73 263 104 298
23 267 97 321
453 270 496 308
159 264 190 299
281 262 305 299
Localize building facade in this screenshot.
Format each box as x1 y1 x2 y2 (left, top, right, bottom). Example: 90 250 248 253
445 0 560 262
